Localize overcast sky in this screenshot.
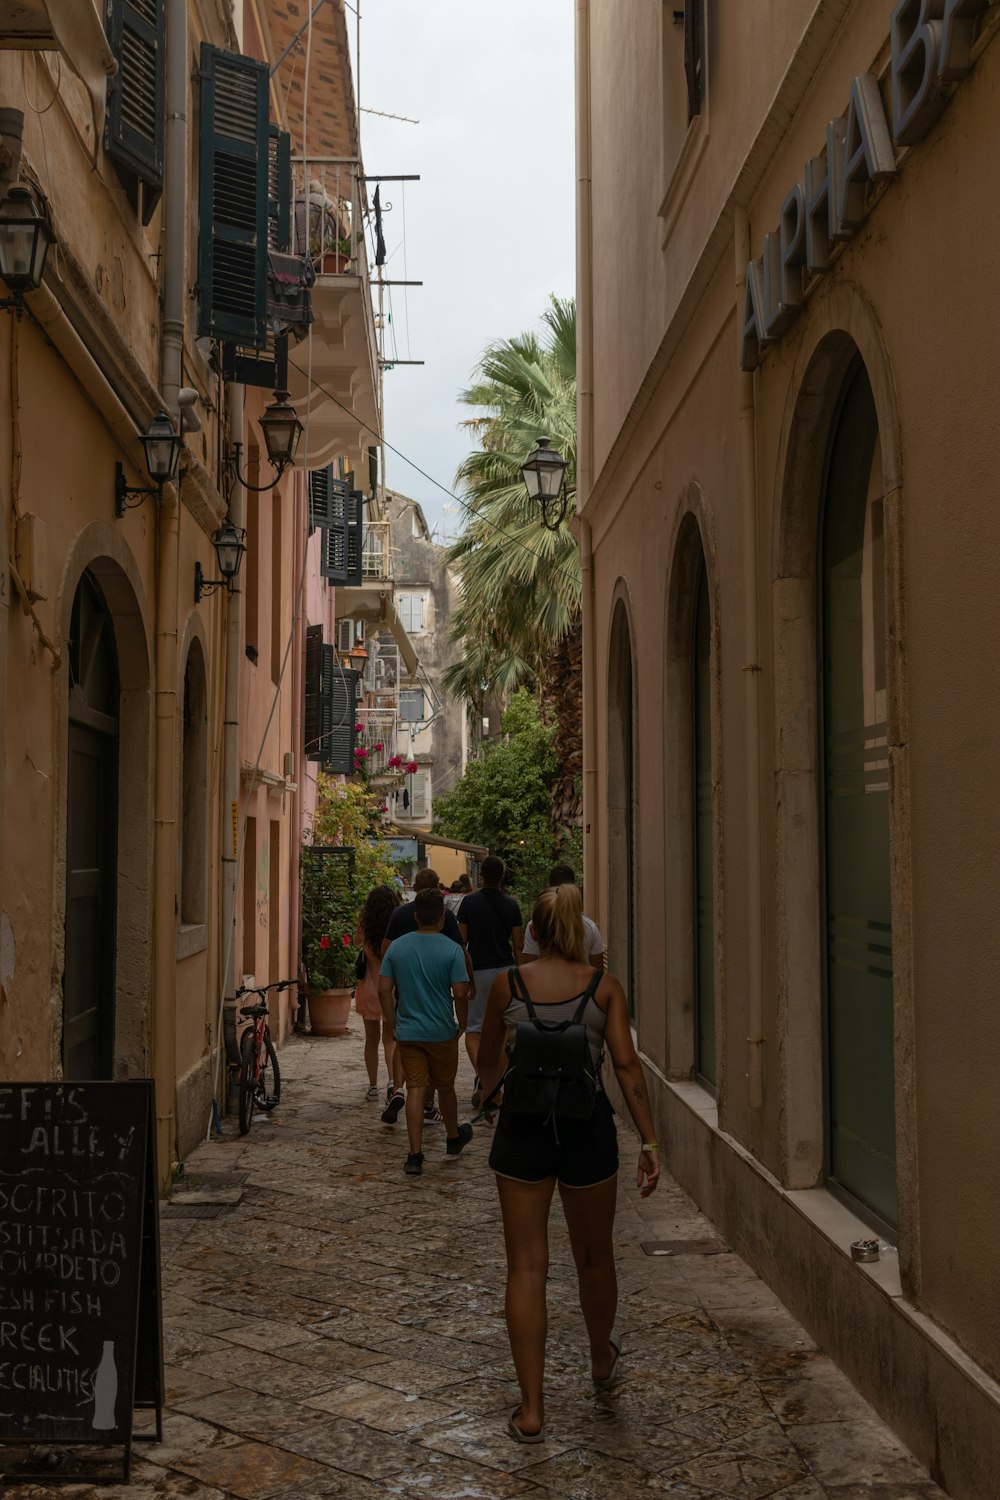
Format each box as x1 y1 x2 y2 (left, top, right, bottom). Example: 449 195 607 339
349 2 576 540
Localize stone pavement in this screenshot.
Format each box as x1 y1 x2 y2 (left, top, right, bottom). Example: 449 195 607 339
3 1027 946 1499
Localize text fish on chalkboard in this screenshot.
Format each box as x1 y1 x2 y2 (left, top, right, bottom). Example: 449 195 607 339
0 1082 152 1450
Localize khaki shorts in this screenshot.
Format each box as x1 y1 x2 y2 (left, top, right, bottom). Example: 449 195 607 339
397 1038 459 1090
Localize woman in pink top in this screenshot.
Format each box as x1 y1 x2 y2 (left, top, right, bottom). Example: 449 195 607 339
353 884 401 1099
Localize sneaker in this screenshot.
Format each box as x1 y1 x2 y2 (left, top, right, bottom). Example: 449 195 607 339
405 1152 424 1176
446 1122 474 1157
471 1076 482 1110
423 1105 443 1124
365 1084 380 1101
381 1089 405 1124
386 1081 394 1104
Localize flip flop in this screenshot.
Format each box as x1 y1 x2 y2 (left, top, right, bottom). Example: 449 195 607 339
593 1331 622 1391
507 1405 545 1443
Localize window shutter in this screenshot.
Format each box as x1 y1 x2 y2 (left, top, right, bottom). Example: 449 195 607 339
304 623 323 761
323 662 359 774
684 0 704 122
198 43 269 345
268 125 292 252
310 468 363 585
411 773 428 821
105 0 165 223
335 618 354 653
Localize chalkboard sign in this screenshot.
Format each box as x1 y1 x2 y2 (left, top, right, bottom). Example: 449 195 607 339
0 1079 162 1482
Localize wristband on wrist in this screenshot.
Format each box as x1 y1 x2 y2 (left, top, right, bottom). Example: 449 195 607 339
641 1142 659 1152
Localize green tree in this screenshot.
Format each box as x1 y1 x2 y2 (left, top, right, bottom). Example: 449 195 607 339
443 296 580 705
434 691 579 910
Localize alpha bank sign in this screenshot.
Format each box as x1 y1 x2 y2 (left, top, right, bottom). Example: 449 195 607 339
739 0 991 371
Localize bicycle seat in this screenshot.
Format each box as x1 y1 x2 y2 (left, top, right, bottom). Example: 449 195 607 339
239 1002 268 1019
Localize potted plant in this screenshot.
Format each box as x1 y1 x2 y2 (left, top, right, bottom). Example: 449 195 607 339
320 236 353 274
300 850 358 1036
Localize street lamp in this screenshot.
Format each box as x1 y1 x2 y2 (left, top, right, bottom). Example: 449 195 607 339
194 518 247 603
521 435 569 530
227 390 303 493
0 184 54 316
114 410 183 517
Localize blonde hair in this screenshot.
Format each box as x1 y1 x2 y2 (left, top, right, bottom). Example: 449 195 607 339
532 883 587 964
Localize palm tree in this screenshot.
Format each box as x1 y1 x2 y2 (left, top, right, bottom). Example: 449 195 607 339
444 296 582 826
443 295 580 703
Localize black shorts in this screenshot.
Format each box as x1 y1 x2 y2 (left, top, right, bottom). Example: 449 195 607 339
488 1091 619 1188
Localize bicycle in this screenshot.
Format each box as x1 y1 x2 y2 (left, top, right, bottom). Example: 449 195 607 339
236 978 297 1134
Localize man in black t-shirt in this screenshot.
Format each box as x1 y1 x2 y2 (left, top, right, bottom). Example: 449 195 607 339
458 856 523 1080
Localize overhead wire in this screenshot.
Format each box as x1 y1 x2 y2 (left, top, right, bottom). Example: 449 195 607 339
286 362 581 586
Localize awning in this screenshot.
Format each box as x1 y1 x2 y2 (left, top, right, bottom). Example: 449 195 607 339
387 825 488 859
334 588 419 676
2 1 117 165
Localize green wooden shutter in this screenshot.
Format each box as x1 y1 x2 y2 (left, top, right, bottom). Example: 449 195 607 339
105 0 165 223
304 624 324 762
323 662 359 774
220 124 290 386
198 43 269 345
268 126 292 253
308 468 363 585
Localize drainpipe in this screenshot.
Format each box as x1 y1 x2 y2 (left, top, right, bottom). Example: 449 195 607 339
734 206 765 1112
576 0 599 917
287 476 305 1037
220 382 244 1097
151 0 187 1175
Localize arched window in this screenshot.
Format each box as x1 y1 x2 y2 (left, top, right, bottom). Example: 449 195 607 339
65 570 120 1080
608 599 636 1017
180 640 208 929
692 558 716 1086
821 361 895 1229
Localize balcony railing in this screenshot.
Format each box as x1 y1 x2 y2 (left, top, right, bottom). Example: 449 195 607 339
355 707 401 781
361 521 393 582
291 160 363 276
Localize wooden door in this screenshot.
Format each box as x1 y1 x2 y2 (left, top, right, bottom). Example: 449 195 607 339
63 573 119 1080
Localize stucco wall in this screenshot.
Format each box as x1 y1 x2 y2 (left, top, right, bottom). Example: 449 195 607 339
581 0 1000 1483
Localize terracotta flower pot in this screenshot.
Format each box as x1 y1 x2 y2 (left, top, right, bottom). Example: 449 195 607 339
307 987 353 1037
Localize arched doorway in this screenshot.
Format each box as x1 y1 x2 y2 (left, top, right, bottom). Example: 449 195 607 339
821 361 896 1228
607 597 636 1017
692 557 715 1086
64 570 120 1079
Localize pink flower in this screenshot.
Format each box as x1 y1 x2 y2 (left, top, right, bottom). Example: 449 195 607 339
387 755 403 769
354 748 369 759
354 722 364 733
404 761 419 775
373 742 384 752
341 934 351 947
319 935 330 949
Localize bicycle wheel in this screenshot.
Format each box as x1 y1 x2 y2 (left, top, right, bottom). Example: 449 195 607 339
255 1030 281 1112
238 1029 257 1135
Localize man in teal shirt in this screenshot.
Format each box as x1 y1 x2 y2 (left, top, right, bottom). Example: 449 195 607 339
379 888 474 1175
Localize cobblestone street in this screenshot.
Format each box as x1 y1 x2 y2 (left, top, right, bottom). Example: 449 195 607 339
6 1029 945 1499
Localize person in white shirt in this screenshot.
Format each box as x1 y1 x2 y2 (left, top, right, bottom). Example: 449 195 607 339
520 866 604 970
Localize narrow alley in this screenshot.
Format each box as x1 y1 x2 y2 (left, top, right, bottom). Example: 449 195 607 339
5 1033 945 1500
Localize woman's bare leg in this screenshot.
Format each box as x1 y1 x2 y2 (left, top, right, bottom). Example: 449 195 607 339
362 1019 381 1088
496 1174 556 1435
559 1175 619 1380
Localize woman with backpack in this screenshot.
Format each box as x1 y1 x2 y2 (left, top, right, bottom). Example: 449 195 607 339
353 884 401 1100
476 882 660 1444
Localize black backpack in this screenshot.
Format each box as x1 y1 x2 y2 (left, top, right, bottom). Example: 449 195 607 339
498 967 603 1125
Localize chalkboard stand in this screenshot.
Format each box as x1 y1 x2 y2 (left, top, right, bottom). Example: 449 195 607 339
0 1080 164 1486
